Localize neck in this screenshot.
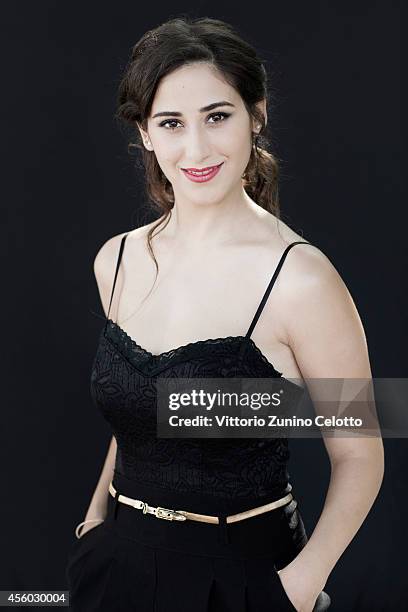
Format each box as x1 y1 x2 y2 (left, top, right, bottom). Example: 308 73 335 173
162 184 261 247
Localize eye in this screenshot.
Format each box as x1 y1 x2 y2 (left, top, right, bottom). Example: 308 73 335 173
207 111 231 124
159 118 182 130
158 111 231 130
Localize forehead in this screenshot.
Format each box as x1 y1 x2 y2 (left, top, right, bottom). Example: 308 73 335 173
151 63 240 113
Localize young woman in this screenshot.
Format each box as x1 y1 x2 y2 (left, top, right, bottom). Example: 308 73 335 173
65 16 384 612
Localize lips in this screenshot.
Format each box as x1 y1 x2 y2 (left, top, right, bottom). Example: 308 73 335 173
181 162 224 183
182 163 223 174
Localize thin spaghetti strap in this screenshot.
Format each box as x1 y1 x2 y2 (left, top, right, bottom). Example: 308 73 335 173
245 241 312 339
106 233 129 322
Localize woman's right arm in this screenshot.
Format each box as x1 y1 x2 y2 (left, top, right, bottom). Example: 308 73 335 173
79 435 117 536
77 233 128 537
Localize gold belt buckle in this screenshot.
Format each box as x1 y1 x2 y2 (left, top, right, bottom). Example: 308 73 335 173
155 506 187 521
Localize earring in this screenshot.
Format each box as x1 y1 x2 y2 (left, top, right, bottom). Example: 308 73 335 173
252 125 261 138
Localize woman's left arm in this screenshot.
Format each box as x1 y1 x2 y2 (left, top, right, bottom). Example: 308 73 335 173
277 245 384 611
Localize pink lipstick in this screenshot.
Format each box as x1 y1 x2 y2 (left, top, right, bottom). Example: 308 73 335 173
181 162 224 183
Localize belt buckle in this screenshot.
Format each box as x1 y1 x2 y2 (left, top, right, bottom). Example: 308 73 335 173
155 506 187 521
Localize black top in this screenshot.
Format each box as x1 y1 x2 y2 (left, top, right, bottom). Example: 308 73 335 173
90 234 311 507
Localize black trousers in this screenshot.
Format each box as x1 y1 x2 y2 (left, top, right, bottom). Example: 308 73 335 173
65 472 331 611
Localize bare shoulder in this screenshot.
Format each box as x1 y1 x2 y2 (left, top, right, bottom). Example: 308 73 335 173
262 214 341 290
260 216 352 326
93 220 159 283
93 231 128 283
277 236 365 348
92 220 161 317
281 239 346 297
276 235 371 379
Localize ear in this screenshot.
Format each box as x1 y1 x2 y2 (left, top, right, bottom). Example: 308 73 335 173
136 122 154 151
253 99 267 132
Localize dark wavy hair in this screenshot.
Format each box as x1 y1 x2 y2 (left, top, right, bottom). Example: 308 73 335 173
115 15 281 280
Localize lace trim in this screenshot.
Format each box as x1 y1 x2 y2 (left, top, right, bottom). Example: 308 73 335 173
106 318 247 358
104 319 283 377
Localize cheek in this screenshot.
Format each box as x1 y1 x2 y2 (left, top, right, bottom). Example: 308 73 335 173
223 131 252 174
151 151 177 182
220 126 252 157
154 145 181 171
149 131 179 158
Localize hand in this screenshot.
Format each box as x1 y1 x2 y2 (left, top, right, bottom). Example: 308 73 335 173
79 522 101 538
277 557 327 612
76 518 105 539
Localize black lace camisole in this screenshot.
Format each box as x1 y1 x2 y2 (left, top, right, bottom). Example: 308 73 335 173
90 235 311 508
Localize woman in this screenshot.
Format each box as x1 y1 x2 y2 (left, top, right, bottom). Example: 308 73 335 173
65 16 384 612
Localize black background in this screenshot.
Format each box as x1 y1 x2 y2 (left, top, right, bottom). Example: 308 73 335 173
1 1 406 610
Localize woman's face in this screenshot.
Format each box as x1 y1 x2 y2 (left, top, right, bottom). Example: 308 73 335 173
138 62 266 206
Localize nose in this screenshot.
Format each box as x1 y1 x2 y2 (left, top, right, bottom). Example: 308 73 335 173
183 125 212 165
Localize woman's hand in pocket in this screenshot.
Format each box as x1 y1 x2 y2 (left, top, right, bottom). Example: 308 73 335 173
79 522 102 538
277 557 328 612
75 518 105 540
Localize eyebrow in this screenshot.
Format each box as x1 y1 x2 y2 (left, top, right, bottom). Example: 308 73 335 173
151 100 235 119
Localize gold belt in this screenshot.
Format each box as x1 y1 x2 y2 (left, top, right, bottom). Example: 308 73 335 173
109 481 293 524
